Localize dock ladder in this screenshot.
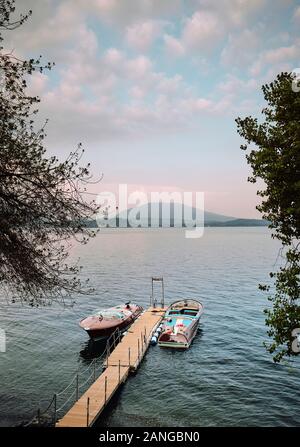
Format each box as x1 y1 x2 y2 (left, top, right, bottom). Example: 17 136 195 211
151 277 165 308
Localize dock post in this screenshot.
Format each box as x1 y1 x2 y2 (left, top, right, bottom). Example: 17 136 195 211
115 328 119 348
151 279 153 307
118 360 121 384
138 339 140 363
140 331 143 352
86 397 90 427
128 347 131 367
76 374 79 401
104 376 107 405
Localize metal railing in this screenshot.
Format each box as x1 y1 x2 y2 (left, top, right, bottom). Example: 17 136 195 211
24 327 123 427
151 277 164 308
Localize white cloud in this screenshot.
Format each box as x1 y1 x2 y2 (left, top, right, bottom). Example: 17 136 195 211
4 0 297 147
293 5 300 22
221 29 260 67
31 32 220 144
28 72 49 97
180 97 213 112
182 11 223 51
264 44 300 64
164 34 185 57
125 55 153 79
218 75 258 95
250 43 300 76
197 0 267 27
8 1 82 53
157 74 183 95
104 48 125 68
161 0 267 59
130 86 146 100
86 0 183 26
126 21 163 51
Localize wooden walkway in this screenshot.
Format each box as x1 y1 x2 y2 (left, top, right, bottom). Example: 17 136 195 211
56 307 166 427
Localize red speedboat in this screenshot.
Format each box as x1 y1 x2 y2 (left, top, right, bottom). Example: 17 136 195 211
79 302 143 339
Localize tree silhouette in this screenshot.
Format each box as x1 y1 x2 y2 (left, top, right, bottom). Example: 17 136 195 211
236 72 300 362
0 1 99 305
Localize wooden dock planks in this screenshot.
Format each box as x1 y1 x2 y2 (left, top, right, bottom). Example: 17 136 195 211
56 307 166 427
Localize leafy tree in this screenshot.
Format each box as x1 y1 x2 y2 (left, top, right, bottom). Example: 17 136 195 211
236 72 300 362
0 0 99 305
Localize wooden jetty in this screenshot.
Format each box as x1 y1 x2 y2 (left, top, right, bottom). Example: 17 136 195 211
56 306 166 427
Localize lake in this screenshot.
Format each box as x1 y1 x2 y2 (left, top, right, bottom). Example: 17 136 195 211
0 227 299 427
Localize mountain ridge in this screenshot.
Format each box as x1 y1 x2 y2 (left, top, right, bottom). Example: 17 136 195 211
84 203 268 228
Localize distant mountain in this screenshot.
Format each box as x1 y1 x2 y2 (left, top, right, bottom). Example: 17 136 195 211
86 203 269 228
203 211 236 223
205 218 269 227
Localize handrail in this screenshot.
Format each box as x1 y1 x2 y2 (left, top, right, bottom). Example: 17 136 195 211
151 277 164 308
24 326 123 427
56 374 77 396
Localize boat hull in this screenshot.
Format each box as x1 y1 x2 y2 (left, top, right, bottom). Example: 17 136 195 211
158 340 190 349
84 318 135 339
80 303 143 340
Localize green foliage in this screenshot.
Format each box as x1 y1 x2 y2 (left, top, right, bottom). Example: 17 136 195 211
236 72 300 362
0 1 99 305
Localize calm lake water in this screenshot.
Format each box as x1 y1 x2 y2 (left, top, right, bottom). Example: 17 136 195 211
1 227 300 427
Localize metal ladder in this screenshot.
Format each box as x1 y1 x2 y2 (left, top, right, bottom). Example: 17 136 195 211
151 277 165 308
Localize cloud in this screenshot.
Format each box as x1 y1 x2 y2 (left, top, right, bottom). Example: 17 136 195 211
130 86 146 100
197 0 267 27
86 0 183 26
126 55 153 79
156 74 183 95
264 44 300 64
293 5 300 22
218 75 258 96
164 34 185 57
182 11 224 51
28 72 49 97
250 42 300 76
104 48 125 67
161 0 267 59
31 34 220 146
125 20 163 51
4 0 300 148
5 1 82 54
221 28 261 67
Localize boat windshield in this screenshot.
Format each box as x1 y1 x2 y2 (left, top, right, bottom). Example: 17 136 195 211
168 309 198 317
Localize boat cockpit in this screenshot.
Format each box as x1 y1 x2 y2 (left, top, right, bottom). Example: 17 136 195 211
168 308 198 317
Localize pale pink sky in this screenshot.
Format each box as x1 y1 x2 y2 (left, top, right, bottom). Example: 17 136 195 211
4 0 299 218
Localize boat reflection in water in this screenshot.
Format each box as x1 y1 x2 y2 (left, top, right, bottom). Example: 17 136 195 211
79 337 108 361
